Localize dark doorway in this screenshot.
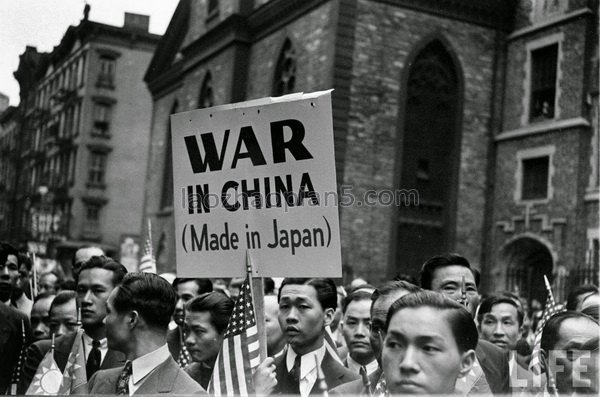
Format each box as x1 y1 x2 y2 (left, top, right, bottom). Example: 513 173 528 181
502 237 554 314
394 40 461 277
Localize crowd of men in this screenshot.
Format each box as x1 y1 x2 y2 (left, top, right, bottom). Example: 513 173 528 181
1 242 599 395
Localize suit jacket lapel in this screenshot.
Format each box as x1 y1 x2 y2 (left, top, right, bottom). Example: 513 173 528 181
101 349 126 369
309 351 345 395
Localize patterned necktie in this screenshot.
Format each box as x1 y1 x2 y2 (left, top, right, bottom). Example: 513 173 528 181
360 365 371 394
116 361 132 395
86 339 102 379
289 355 301 394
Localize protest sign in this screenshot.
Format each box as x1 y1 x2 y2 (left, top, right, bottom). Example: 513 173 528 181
171 91 342 277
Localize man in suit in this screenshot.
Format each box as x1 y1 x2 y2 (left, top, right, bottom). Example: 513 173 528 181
88 272 204 394
331 280 421 396
271 278 358 396
420 253 511 395
167 277 212 365
340 288 378 377
0 303 32 394
478 294 542 394
381 291 478 395
18 256 128 393
0 243 32 316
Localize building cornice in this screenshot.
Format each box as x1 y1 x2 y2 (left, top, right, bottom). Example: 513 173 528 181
371 0 514 31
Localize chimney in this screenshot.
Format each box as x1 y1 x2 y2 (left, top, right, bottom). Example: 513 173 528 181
124 13 150 32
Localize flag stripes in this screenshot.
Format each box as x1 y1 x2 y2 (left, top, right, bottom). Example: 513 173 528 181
210 276 260 396
529 294 565 375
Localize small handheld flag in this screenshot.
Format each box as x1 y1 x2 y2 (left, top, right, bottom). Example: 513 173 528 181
209 274 260 396
139 219 157 273
529 275 566 375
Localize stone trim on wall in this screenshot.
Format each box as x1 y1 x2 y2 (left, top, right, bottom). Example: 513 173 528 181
509 7 593 41
495 116 590 141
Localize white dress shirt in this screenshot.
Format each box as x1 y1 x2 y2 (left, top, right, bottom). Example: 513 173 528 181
129 343 171 395
346 354 379 377
82 332 108 364
286 344 326 397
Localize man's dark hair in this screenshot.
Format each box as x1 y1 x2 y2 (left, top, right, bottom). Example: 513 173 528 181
0 242 17 263
541 311 598 352
112 272 176 329
186 292 234 334
477 294 524 326
59 279 77 291
33 291 55 304
371 280 421 306
385 290 478 353
77 255 127 286
566 284 599 311
264 277 275 295
342 289 373 314
419 253 477 290
49 290 76 316
393 273 418 285
172 278 213 294
581 304 599 322
278 278 337 311
17 253 32 271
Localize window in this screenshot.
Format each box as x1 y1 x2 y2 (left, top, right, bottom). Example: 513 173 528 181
77 54 86 87
92 102 112 136
88 152 107 185
86 204 100 221
98 55 116 87
198 72 214 109
530 44 558 121
208 0 219 16
522 156 550 200
273 39 297 97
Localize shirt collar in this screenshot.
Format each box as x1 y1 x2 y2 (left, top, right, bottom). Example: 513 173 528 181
346 354 379 376
286 343 327 379
131 344 171 385
82 331 108 350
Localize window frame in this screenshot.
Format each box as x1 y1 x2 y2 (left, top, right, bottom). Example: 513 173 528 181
514 145 556 204
522 34 563 125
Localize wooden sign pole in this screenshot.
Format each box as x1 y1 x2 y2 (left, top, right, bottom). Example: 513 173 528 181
246 251 267 361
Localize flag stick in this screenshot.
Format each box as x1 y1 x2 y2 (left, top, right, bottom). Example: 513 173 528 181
147 218 153 259
544 275 555 306
246 251 267 362
32 252 38 298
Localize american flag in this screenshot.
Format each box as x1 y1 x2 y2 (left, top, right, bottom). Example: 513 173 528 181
139 225 156 273
209 276 260 396
529 293 565 375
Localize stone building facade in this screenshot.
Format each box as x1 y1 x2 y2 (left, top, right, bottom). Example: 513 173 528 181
9 11 160 272
143 0 598 302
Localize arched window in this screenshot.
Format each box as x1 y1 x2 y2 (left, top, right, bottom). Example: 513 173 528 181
160 100 178 209
394 40 462 276
198 72 214 109
273 38 297 96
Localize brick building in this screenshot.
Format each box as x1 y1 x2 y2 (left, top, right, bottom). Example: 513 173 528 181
8 10 160 273
0 106 19 241
142 0 598 302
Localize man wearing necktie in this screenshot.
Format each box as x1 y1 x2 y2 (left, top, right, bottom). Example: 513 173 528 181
272 278 359 396
87 272 205 395
18 255 128 393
